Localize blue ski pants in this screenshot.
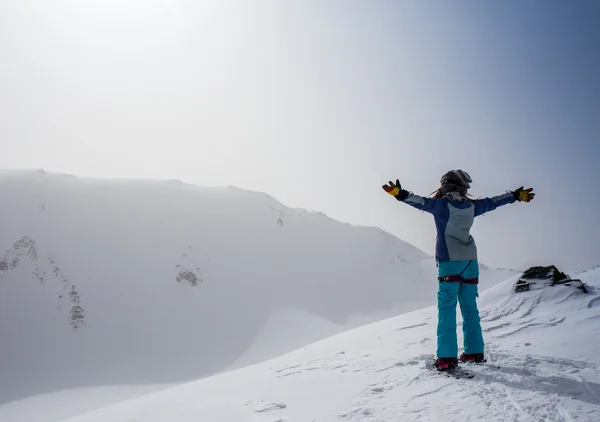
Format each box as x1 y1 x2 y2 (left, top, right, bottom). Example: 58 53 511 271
436 260 484 358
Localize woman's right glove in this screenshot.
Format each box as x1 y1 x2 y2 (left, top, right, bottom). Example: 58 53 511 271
513 187 535 202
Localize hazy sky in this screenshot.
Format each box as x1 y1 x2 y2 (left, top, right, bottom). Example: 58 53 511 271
1 0 599 271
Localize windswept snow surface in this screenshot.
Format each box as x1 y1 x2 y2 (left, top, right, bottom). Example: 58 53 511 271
0 169 515 419
57 267 600 422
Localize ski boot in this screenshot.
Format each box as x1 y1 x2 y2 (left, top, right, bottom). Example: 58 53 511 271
434 357 458 371
459 353 486 364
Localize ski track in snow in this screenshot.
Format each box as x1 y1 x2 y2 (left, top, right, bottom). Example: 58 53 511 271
252 401 287 413
311 351 600 422
267 345 600 421
462 355 600 422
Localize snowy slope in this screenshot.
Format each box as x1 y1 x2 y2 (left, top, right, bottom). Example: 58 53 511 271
51 267 600 422
0 169 515 414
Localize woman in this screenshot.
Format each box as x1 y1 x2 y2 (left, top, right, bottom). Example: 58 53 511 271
383 170 535 371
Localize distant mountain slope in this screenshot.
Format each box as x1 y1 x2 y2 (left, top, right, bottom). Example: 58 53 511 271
0 170 514 408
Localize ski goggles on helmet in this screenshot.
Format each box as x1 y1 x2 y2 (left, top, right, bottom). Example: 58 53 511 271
440 170 472 189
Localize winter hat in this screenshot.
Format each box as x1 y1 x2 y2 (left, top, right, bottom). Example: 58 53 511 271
440 170 472 195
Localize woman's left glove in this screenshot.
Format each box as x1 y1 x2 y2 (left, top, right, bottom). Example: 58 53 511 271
383 179 402 197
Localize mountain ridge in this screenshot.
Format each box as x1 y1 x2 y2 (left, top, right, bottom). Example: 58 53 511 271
0 169 516 414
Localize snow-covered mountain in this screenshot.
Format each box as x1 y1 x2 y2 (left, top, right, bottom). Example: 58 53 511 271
0 169 516 414
27 266 599 422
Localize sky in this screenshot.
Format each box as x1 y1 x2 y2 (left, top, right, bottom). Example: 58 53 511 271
1 0 598 271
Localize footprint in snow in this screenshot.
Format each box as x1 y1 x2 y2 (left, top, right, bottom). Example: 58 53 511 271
254 402 287 413
339 407 375 419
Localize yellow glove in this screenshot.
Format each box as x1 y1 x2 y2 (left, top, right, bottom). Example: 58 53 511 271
513 187 535 202
382 179 402 197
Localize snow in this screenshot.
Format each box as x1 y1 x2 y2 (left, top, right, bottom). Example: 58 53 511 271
54 267 600 422
2 170 597 421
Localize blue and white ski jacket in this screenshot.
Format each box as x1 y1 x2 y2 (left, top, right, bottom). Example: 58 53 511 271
398 191 515 263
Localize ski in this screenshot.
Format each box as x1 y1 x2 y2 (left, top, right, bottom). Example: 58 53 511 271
423 357 474 379
439 367 474 379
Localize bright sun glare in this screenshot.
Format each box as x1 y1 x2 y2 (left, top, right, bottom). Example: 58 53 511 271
62 0 187 49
